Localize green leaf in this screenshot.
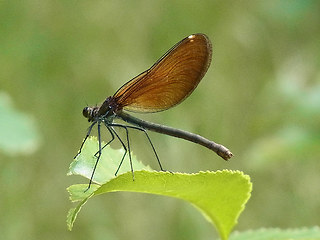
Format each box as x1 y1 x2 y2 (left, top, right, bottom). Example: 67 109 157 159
229 227 320 240
0 92 40 155
68 136 152 184
67 137 252 240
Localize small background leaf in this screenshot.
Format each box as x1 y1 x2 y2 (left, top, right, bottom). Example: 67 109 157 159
0 92 40 155
229 227 320 240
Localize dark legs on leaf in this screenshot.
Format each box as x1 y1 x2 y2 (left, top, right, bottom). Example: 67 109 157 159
106 124 131 178
115 124 165 172
84 122 103 192
94 126 115 158
76 120 165 192
74 122 96 159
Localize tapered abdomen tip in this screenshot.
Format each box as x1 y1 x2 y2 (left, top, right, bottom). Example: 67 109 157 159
216 145 233 160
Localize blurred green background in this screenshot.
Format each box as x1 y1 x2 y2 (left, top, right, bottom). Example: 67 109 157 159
1 0 319 239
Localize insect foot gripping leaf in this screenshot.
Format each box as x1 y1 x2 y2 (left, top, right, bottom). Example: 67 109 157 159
67 138 251 240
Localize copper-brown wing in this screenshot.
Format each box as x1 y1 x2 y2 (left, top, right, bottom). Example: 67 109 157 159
113 33 212 113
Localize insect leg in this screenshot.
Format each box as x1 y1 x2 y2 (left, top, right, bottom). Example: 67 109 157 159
104 124 128 176
109 123 134 180
113 123 165 172
126 125 164 171
74 121 97 159
85 121 102 192
94 125 115 157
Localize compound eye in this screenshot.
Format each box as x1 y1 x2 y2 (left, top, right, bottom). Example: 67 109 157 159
82 107 89 118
